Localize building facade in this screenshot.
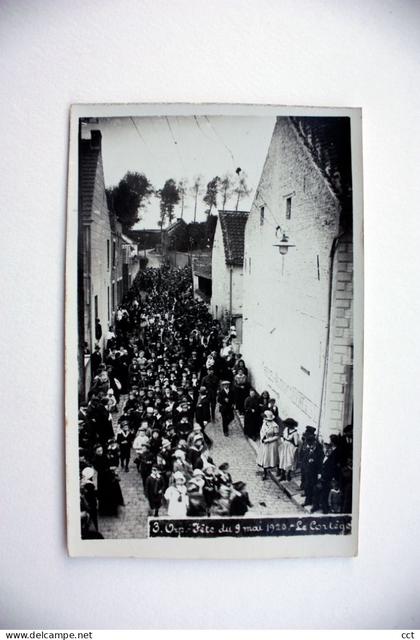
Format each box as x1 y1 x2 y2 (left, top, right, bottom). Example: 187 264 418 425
210 210 249 339
242 117 353 439
78 130 129 399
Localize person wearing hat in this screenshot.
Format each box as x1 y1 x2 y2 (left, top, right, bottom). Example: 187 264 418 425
201 367 219 421
195 387 212 447
217 380 235 437
300 427 323 507
233 367 249 415
339 424 353 466
186 423 203 448
144 465 165 516
229 481 253 516
116 421 133 472
164 471 188 518
216 462 232 488
243 389 260 441
257 410 280 480
278 418 299 481
311 436 342 513
80 467 98 532
186 483 207 517
90 344 102 378
176 415 192 441
186 435 206 470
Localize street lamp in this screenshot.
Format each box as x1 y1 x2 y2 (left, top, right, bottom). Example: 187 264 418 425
273 228 295 275
273 231 295 255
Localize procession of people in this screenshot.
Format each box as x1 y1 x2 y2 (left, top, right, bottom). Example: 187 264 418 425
78 264 353 538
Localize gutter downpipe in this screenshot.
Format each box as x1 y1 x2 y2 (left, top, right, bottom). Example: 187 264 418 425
229 265 233 326
317 231 344 440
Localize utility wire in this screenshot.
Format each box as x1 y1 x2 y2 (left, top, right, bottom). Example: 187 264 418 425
204 116 236 166
165 116 186 174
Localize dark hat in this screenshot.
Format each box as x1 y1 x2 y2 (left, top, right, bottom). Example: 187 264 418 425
330 434 339 446
304 426 317 435
219 462 229 471
283 418 298 427
343 424 353 435
233 481 246 491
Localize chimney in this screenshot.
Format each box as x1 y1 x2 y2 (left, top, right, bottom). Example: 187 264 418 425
90 130 102 150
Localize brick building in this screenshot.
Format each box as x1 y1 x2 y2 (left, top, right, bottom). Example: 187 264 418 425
241 116 352 439
211 210 249 341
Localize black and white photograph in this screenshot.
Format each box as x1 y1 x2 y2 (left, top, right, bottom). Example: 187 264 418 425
66 103 363 558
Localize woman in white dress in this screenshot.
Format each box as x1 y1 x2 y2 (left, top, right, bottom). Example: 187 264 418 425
278 418 299 481
257 410 280 480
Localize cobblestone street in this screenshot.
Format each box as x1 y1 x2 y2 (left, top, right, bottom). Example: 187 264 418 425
98 400 304 539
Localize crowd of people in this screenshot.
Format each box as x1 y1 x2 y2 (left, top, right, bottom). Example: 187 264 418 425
78 265 353 539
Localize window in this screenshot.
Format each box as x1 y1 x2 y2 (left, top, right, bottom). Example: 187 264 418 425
112 239 116 268
107 287 110 321
249 256 252 274
107 239 110 270
260 206 265 226
94 295 98 320
286 197 292 220
111 283 115 312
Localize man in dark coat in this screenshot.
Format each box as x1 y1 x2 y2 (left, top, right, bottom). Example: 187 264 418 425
311 435 341 513
116 421 133 472
144 466 165 516
301 427 323 507
195 386 212 447
90 345 102 378
217 380 235 436
89 396 114 446
201 367 219 421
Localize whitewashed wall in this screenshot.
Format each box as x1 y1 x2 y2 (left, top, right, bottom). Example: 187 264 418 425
242 117 341 435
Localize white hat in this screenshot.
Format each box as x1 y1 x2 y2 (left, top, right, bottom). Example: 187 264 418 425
82 467 94 480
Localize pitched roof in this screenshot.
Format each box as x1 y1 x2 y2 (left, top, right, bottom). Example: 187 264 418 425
80 137 101 220
217 210 249 266
166 218 187 234
289 116 352 219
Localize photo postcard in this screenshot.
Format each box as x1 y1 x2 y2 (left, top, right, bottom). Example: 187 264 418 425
65 103 363 558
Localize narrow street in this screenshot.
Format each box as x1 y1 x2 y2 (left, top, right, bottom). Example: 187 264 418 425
98 398 303 540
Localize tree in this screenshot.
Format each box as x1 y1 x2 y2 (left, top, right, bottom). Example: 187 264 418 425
106 171 153 229
190 175 203 223
157 179 181 225
203 176 220 215
157 179 181 245
177 179 188 219
219 174 233 211
233 171 252 211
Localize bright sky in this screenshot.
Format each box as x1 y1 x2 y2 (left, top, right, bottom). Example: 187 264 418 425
83 116 276 229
